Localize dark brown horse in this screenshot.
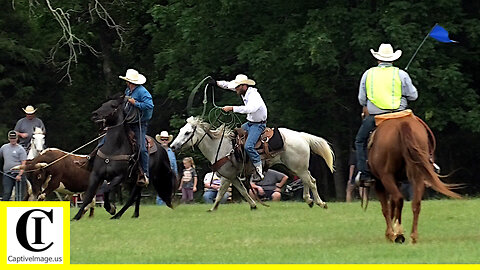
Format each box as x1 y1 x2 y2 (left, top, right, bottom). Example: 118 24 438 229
368 112 461 244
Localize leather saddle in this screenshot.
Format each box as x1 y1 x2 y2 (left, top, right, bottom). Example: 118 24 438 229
127 131 158 155
234 126 284 161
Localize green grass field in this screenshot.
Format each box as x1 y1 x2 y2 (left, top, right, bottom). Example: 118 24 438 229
70 198 480 264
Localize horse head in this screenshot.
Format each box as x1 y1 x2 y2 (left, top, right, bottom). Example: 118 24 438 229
30 127 46 154
91 94 127 127
170 117 199 152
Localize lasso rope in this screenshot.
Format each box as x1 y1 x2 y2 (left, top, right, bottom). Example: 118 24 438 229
187 76 243 129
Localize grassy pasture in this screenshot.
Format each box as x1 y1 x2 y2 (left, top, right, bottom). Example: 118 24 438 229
70 198 480 264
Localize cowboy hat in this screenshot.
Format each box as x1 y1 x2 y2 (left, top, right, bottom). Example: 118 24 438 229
370 43 402 62
155 131 173 143
229 74 256 88
23 105 37 114
119 69 147 85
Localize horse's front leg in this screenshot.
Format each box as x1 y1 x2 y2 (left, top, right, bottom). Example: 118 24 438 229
230 177 257 210
208 179 231 212
103 191 116 215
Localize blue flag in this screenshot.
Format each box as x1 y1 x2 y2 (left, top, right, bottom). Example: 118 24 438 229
429 25 458 43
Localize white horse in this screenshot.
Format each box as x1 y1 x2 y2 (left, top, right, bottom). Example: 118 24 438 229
27 127 46 160
170 116 334 211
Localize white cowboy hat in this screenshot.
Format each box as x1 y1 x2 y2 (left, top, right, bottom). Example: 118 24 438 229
370 43 402 62
119 69 147 85
23 105 37 114
155 131 173 143
229 74 256 88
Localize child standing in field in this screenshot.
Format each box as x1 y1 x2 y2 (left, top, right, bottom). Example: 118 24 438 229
179 157 197 203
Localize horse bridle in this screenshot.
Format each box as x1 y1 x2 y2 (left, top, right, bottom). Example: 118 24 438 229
179 125 211 150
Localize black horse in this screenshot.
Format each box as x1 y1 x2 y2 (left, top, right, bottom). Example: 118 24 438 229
72 95 174 220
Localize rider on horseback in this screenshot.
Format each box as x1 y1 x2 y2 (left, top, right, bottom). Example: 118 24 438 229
82 69 153 186
355 43 418 187
209 74 268 181
120 69 154 186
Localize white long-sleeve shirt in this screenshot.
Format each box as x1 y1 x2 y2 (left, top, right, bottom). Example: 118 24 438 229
217 80 268 122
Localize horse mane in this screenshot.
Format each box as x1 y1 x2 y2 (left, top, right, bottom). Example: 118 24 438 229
186 116 235 139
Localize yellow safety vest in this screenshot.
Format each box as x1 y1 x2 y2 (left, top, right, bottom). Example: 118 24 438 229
365 66 402 110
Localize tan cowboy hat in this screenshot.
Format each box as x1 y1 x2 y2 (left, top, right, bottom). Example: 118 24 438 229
155 131 173 143
229 74 256 88
370 43 402 62
23 105 37 114
119 69 147 85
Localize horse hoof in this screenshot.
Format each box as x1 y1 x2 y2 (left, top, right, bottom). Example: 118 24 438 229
395 235 406 244
110 215 120 220
131 215 139 219
251 206 257 210
320 203 328 209
308 202 314 208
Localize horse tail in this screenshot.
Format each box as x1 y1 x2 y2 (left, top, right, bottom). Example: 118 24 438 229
299 133 335 173
399 122 461 199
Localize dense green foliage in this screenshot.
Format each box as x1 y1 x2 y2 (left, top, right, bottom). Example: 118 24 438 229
1 0 479 199
70 199 480 263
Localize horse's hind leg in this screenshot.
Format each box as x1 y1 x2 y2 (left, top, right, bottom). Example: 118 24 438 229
377 174 405 243
297 170 326 209
410 181 425 244
375 184 395 241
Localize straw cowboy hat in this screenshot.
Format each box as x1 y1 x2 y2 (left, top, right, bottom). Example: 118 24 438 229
370 43 402 62
119 69 147 85
229 74 256 88
155 131 173 144
23 105 37 114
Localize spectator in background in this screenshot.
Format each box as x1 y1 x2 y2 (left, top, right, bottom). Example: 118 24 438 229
249 169 288 201
14 105 46 151
178 157 197 203
203 171 230 204
1 131 27 201
155 131 178 205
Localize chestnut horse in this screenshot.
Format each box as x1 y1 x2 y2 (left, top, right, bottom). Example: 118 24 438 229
368 112 460 244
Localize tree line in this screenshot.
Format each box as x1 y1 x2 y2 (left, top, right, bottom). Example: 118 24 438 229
1 0 479 200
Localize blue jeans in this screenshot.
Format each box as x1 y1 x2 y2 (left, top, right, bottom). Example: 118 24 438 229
129 122 149 178
2 173 25 201
355 115 376 175
203 189 229 204
241 122 266 165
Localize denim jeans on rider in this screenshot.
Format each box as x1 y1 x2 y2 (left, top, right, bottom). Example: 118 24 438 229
241 122 266 166
354 115 376 176
129 122 149 178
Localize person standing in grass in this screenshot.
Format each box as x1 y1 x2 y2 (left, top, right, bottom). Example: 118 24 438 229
178 157 197 203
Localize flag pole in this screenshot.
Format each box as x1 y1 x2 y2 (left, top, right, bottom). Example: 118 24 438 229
405 23 438 70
